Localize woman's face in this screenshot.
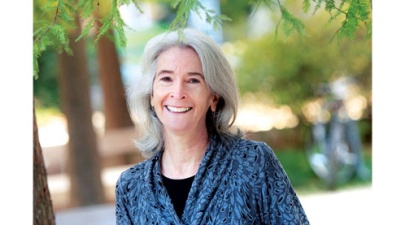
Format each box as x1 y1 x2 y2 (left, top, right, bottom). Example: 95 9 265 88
151 46 218 135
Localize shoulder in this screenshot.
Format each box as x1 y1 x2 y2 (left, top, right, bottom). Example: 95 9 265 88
233 135 274 157
220 134 276 163
238 137 272 150
219 133 269 149
116 157 154 190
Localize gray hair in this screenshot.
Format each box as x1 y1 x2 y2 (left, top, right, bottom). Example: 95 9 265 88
127 28 241 158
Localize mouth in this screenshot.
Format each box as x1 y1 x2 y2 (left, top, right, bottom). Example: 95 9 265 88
165 106 192 113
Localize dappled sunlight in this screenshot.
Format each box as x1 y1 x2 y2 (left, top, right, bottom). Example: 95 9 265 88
235 94 299 132
345 95 368 120
302 99 329 123
302 95 368 123
92 111 106 136
221 40 247 69
39 104 300 147
38 111 107 148
38 116 69 148
235 106 274 131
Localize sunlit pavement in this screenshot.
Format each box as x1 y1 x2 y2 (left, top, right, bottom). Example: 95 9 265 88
56 185 378 225
301 186 374 225
56 204 115 225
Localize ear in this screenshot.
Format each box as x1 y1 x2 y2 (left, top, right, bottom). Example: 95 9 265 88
210 95 219 112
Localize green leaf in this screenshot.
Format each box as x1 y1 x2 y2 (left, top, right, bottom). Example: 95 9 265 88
76 17 95 42
302 0 311 12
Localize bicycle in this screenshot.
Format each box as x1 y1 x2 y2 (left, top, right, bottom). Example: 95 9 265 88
304 77 370 190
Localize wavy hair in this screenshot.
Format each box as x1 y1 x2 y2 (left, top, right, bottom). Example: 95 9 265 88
127 28 242 158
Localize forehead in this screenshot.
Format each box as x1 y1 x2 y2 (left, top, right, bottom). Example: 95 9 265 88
156 46 203 72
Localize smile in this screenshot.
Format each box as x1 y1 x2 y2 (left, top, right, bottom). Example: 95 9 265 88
166 106 192 113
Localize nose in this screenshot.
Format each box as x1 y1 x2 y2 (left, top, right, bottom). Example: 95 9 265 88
170 81 186 99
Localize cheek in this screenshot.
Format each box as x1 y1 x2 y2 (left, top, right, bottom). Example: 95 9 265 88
151 93 161 108
151 85 163 105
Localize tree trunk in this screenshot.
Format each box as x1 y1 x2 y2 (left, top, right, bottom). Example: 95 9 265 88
95 20 134 131
33 101 55 225
57 14 105 207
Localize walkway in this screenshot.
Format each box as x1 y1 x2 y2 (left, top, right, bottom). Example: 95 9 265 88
56 185 378 225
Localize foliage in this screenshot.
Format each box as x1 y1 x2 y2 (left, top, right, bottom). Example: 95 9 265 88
310 0 372 41
33 0 372 79
168 0 231 31
33 48 60 109
33 0 223 79
33 0 77 77
33 0 135 79
234 9 371 115
223 0 371 41
219 0 252 22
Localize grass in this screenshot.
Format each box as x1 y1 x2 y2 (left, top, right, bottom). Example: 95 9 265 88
274 146 372 195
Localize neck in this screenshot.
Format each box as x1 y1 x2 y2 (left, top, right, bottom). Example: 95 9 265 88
161 130 209 179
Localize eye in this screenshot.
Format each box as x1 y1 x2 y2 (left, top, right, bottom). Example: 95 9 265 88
160 76 172 82
188 78 200 84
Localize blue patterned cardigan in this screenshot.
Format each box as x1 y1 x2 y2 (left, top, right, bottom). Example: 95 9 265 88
115 133 310 224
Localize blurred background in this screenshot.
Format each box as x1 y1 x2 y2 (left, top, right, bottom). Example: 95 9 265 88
33 0 372 223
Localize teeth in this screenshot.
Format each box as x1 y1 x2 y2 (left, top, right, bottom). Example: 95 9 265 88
166 106 191 113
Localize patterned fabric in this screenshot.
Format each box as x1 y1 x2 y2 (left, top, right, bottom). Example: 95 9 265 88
115 133 310 224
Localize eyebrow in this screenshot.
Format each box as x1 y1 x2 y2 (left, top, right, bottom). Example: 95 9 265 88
156 70 204 77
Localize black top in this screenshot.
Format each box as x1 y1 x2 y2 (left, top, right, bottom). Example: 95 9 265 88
161 174 195 218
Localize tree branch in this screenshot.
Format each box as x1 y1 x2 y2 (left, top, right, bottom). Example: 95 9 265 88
35 7 59 42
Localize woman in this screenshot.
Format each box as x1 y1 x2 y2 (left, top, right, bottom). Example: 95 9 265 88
116 28 309 224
